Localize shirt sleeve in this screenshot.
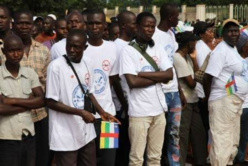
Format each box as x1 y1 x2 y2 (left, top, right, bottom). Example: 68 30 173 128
46 62 60 101
205 49 225 77
109 45 119 76
29 68 42 89
119 46 138 76
158 46 173 71
173 53 191 78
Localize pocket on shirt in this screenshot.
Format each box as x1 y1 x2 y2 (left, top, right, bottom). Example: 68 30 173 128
1 89 13 97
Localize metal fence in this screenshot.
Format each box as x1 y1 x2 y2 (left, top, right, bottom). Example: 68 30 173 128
205 5 229 21
233 5 248 22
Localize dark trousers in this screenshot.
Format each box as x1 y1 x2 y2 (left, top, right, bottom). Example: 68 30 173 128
55 140 96 166
115 112 130 166
179 103 207 165
0 135 36 166
94 119 116 166
34 117 49 166
198 98 209 148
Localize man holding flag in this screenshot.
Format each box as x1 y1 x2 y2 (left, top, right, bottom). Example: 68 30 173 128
203 19 248 166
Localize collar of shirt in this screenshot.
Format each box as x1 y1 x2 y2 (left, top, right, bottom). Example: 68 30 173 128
2 63 29 79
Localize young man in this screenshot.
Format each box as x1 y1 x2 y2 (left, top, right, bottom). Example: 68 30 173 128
152 3 184 165
51 11 85 60
0 34 44 166
120 12 173 166
46 29 118 166
84 9 121 166
12 10 51 166
114 10 137 166
35 16 56 43
43 18 68 50
204 19 248 166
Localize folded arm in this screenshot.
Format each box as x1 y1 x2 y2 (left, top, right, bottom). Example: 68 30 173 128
138 68 173 83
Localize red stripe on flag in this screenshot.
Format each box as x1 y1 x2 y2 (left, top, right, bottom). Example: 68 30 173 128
225 80 235 88
100 133 119 138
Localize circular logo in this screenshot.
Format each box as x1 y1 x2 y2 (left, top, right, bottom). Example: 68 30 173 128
241 60 248 82
141 65 155 72
85 73 90 86
152 56 159 64
72 84 87 109
94 69 107 94
102 60 110 71
164 45 174 64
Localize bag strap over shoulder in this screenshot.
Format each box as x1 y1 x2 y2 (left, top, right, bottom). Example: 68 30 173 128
63 55 88 96
129 41 159 72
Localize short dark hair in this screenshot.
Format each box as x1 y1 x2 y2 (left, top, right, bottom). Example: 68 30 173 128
13 10 33 22
67 29 87 44
0 4 12 18
55 18 67 29
160 3 178 20
136 12 156 25
87 8 105 19
117 10 135 24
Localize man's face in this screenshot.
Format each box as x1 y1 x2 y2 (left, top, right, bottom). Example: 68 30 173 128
43 17 54 33
86 13 105 40
137 16 156 42
169 8 179 27
67 13 85 31
0 7 11 32
109 25 120 41
66 34 86 63
3 39 24 65
56 20 68 39
13 13 33 39
223 25 240 47
125 14 137 38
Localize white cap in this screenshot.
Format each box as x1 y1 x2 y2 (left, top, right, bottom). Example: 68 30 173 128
48 14 56 20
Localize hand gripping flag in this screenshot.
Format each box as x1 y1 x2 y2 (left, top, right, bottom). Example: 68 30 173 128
225 74 238 95
100 121 119 149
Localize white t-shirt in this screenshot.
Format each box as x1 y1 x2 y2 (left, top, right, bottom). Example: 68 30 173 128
84 40 118 118
152 27 179 93
120 43 172 117
206 41 248 101
195 40 212 98
174 53 199 103
46 56 96 151
50 38 66 60
242 58 248 108
111 38 130 111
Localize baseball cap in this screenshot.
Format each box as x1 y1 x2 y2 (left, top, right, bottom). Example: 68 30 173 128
236 35 248 52
193 21 214 36
222 18 239 28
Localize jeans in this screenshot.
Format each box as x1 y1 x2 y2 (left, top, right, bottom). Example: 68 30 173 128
163 92 182 166
235 108 248 163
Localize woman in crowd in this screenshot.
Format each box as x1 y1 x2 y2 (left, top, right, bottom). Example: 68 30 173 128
173 31 207 166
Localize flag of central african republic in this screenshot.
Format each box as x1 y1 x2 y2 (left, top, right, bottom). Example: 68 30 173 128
225 74 238 95
100 121 119 149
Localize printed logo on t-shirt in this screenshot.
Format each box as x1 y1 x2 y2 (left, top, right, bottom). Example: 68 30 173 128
152 56 159 65
102 60 111 71
164 45 174 64
85 73 90 86
94 69 107 94
72 84 87 109
241 60 248 82
141 65 155 72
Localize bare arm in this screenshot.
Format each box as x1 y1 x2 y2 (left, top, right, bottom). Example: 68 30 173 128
46 98 95 123
138 68 173 83
124 74 156 89
190 50 199 72
110 75 128 111
3 86 45 109
89 94 121 124
0 95 27 115
203 73 213 101
182 75 197 89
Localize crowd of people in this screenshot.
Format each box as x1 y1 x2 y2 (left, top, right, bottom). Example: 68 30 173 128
0 2 247 166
